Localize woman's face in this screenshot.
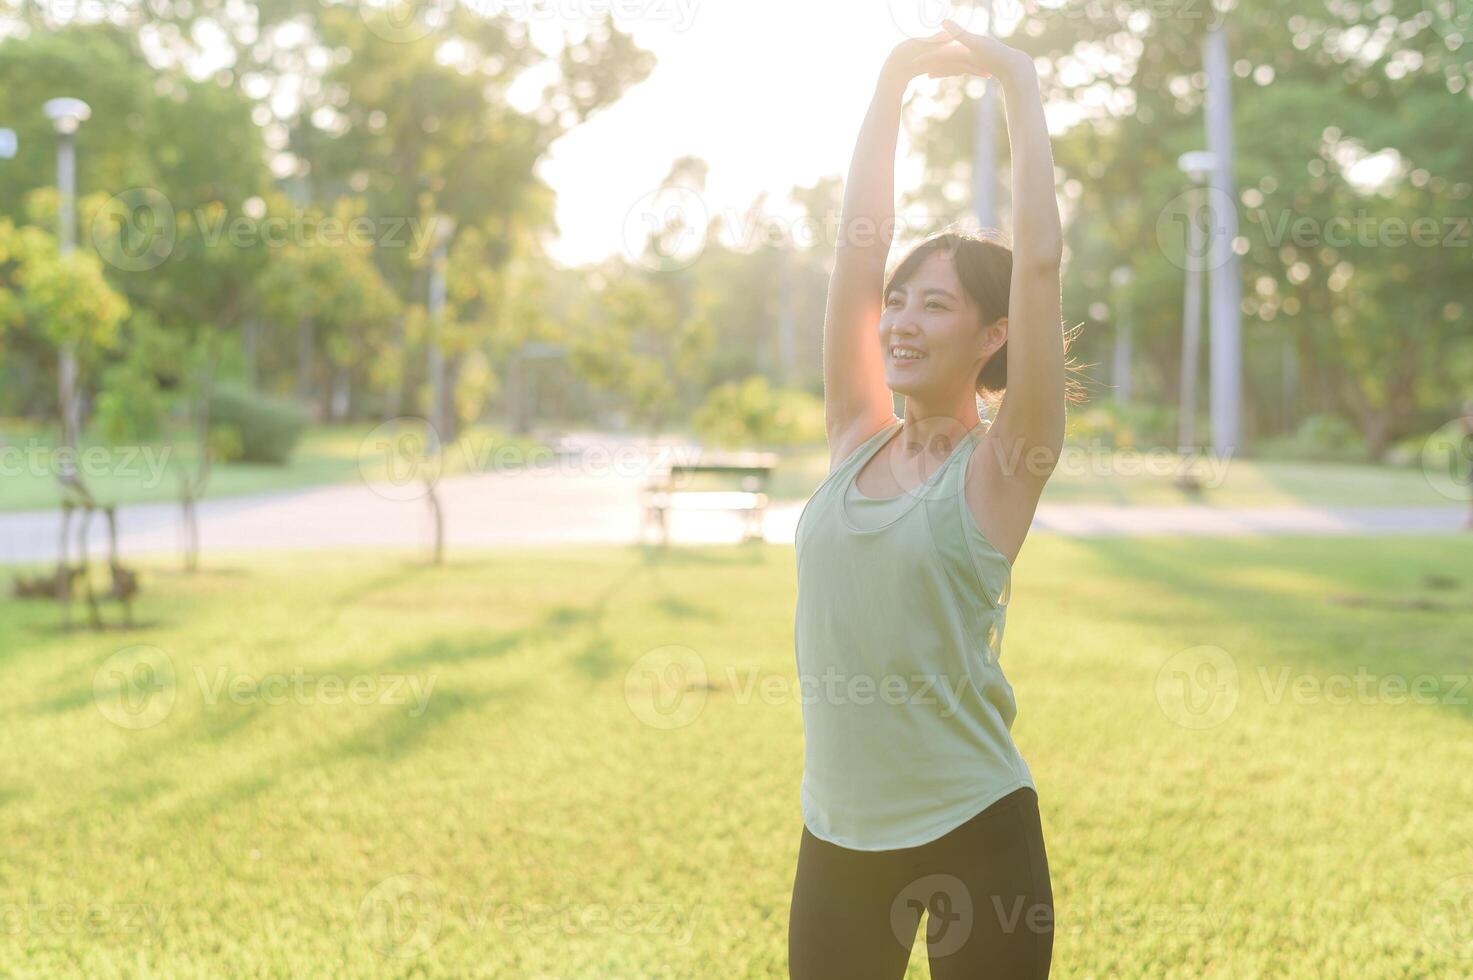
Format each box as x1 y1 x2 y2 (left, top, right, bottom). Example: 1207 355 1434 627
880 250 999 398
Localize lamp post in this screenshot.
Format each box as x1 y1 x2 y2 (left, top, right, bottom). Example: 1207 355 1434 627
43 97 91 453
426 213 455 454
1110 266 1134 405
1177 150 1215 453
0 128 16 160
1203 23 1243 456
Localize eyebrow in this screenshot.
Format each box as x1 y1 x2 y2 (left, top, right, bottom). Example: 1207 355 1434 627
887 286 958 301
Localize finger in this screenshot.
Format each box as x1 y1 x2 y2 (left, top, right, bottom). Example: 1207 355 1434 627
941 17 1002 53
914 51 975 76
897 29 960 59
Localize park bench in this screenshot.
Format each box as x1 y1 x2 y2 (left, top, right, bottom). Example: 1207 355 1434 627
641 452 778 546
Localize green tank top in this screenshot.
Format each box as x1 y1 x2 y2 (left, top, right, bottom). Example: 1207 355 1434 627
794 416 1033 851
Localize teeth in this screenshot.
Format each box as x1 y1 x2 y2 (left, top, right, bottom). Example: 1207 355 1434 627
891 347 926 360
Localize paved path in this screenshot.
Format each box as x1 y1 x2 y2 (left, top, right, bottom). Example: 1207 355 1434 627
1 461 1465 565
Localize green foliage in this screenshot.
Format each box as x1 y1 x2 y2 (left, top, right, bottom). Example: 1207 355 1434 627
207 384 309 465
1065 399 1177 450
692 376 825 449
93 314 180 444
1254 411 1368 463
570 268 714 433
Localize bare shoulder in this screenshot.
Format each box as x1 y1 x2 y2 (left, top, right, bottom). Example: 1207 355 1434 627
963 425 1052 567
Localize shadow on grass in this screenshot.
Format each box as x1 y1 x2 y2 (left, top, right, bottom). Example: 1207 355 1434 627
1071 534 1473 722
388 632 528 670
330 687 495 762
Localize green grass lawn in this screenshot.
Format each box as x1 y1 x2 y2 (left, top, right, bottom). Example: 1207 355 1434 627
2 538 1472 977
0 423 546 513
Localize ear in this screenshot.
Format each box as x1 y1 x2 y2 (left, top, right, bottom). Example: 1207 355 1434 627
977 316 1008 357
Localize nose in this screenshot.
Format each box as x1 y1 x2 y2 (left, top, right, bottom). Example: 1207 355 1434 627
891 319 920 341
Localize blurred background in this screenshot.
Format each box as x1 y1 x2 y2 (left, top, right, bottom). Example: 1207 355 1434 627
1 0 1471 976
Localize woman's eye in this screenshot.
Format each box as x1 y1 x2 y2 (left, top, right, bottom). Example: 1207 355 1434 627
926 302 943 311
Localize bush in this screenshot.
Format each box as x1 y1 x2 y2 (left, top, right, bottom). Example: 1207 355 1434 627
692 376 825 449
207 384 309 464
1065 400 1176 451
1253 412 1368 463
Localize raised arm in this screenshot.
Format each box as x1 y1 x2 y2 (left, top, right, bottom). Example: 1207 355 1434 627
821 34 957 469
946 21 1066 483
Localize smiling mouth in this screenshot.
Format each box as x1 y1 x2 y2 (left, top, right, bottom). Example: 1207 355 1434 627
890 346 927 361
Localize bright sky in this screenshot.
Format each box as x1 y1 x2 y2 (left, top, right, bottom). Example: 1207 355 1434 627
525 2 992 269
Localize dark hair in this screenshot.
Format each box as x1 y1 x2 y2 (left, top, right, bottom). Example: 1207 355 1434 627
883 227 1092 414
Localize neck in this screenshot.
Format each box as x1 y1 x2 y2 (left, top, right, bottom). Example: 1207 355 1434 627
898 391 983 451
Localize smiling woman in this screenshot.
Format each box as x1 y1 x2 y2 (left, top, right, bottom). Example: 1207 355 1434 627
788 20 1075 980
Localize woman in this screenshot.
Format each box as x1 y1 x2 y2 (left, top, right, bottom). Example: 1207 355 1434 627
788 21 1079 980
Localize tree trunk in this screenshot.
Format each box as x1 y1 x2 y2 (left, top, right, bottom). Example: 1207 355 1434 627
242 318 258 389
296 317 315 404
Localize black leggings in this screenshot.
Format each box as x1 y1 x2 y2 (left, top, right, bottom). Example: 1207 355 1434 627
788 787 1053 979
